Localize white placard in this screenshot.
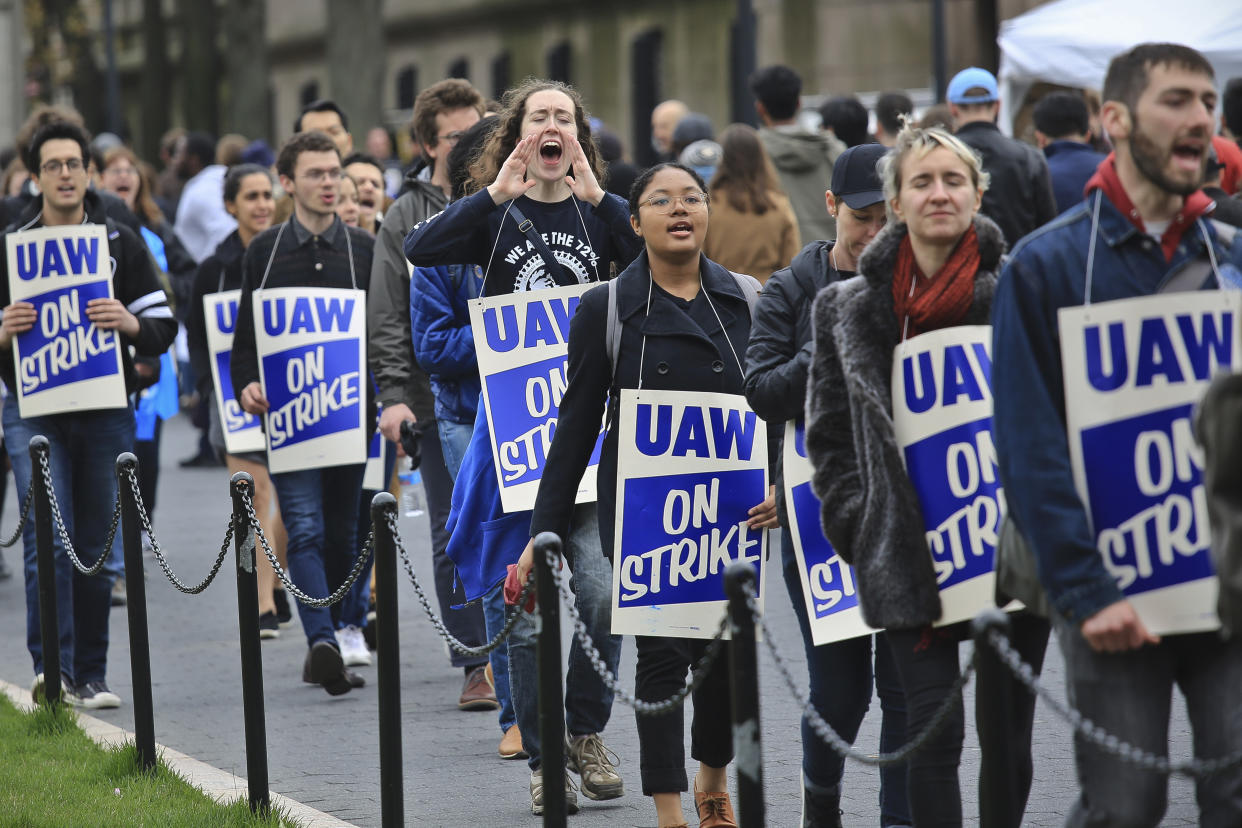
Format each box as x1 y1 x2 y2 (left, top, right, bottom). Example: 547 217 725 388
612 389 769 639
469 283 603 512
1059 292 1241 635
892 325 1006 627
783 419 878 644
253 287 368 473
203 290 265 454
6 224 127 417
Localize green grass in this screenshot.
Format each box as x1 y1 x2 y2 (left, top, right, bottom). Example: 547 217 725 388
0 693 301 827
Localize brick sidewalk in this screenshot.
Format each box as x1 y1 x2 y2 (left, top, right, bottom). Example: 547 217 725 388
0 414 1201 826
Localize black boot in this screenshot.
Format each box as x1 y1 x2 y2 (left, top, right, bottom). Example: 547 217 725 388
802 779 843 828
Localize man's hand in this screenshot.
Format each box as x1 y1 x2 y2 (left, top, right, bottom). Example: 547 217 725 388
240 382 269 415
747 485 779 529
0 301 36 349
86 297 140 338
379 403 416 453
1080 600 1161 653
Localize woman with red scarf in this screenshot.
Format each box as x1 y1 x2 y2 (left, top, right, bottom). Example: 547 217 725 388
805 124 1048 828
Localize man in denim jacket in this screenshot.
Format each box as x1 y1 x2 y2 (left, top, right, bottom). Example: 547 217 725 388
993 43 1242 826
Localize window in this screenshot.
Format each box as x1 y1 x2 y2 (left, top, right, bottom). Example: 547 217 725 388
396 65 418 111
491 52 511 100
299 80 320 108
546 41 571 84
630 29 663 167
448 58 469 81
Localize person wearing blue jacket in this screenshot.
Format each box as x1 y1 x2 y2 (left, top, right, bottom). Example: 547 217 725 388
406 79 639 815
993 43 1242 827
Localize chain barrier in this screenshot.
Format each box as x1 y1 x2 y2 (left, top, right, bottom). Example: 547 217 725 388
41 450 118 576
125 466 234 594
389 511 533 659
981 626 1242 778
243 487 372 608
748 583 975 767
0 480 34 548
544 545 730 716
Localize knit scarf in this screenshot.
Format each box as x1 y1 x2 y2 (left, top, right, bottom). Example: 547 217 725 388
891 225 979 340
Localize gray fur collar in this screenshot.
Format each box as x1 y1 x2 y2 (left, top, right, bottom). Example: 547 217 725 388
857 214 1007 290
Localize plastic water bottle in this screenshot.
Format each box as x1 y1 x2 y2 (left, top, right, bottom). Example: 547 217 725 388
399 465 426 517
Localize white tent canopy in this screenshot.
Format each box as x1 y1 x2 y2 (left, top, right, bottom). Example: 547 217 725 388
997 0 1242 133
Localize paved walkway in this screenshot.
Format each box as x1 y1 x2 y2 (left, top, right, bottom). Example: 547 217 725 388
0 414 1201 826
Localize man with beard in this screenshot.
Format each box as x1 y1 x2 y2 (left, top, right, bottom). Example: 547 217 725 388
992 43 1242 827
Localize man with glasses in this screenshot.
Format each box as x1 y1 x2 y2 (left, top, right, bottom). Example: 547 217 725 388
231 130 377 694
368 78 495 712
0 121 177 708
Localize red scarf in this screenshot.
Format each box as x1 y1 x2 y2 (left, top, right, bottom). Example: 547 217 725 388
891 225 979 340
1083 154 1213 262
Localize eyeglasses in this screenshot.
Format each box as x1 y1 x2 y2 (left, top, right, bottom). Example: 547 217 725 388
41 158 85 175
300 168 342 183
640 192 709 214
436 131 467 146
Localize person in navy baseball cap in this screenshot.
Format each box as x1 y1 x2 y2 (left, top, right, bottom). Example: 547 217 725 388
947 66 999 105
830 142 888 209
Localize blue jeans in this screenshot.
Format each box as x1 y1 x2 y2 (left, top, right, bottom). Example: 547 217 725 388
484 580 516 733
271 463 366 648
1055 621 1242 827
508 504 622 770
438 418 474 481
781 530 910 825
4 398 132 685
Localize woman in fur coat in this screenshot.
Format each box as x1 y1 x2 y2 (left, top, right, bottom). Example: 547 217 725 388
806 124 1049 828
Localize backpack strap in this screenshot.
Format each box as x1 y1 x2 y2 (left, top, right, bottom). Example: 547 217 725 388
507 202 561 278
606 277 621 377
728 270 761 317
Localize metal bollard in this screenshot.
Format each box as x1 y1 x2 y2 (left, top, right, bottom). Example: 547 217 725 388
725 561 765 828
533 531 567 828
370 492 404 828
29 436 62 706
971 607 1016 827
231 472 270 815
116 453 156 771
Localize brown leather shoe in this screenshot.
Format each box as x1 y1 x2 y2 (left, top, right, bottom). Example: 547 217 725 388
459 665 500 711
694 774 737 828
498 725 528 759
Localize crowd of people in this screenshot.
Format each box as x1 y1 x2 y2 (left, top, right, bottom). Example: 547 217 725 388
0 38 1240 828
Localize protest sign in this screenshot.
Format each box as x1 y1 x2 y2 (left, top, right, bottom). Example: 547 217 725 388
612 389 768 639
783 420 878 644
6 224 127 417
254 287 368 474
203 290 265 454
892 325 1005 627
1060 293 1241 634
363 404 385 491
469 283 603 512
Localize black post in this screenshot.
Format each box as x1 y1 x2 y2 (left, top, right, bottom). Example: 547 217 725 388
971 607 1014 826
231 472 269 815
116 453 155 771
932 0 948 103
533 531 566 828
29 436 61 705
725 561 765 827
371 492 404 828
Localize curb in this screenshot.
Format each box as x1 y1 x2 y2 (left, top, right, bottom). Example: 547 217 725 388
0 679 357 828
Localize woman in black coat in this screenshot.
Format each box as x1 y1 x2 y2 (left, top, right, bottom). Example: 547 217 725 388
519 162 776 828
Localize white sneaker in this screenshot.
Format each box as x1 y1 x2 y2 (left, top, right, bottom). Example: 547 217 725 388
335 625 371 666
30 673 81 706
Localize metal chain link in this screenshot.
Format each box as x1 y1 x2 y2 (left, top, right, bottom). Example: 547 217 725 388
389 511 533 658
40 451 117 576
751 585 975 768
0 480 34 548
544 545 729 716
244 487 371 608
125 467 232 594
982 627 1242 778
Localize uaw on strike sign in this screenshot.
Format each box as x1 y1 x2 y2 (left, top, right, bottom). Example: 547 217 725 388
613 390 768 639
469 284 604 512
254 287 367 474
1060 292 1241 635
6 225 127 417
203 290 265 454
892 326 1006 627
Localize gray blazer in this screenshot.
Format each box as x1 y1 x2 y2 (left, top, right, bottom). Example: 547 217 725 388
805 215 1006 630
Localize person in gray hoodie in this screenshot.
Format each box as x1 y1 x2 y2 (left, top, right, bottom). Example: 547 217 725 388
750 65 846 244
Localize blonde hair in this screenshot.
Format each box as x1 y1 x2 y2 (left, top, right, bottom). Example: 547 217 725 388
877 122 989 208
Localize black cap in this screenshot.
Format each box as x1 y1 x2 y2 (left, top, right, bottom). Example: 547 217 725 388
830 143 888 209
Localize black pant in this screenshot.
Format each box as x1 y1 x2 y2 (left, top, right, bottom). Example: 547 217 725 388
634 634 733 795
134 417 162 518
886 612 1049 828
